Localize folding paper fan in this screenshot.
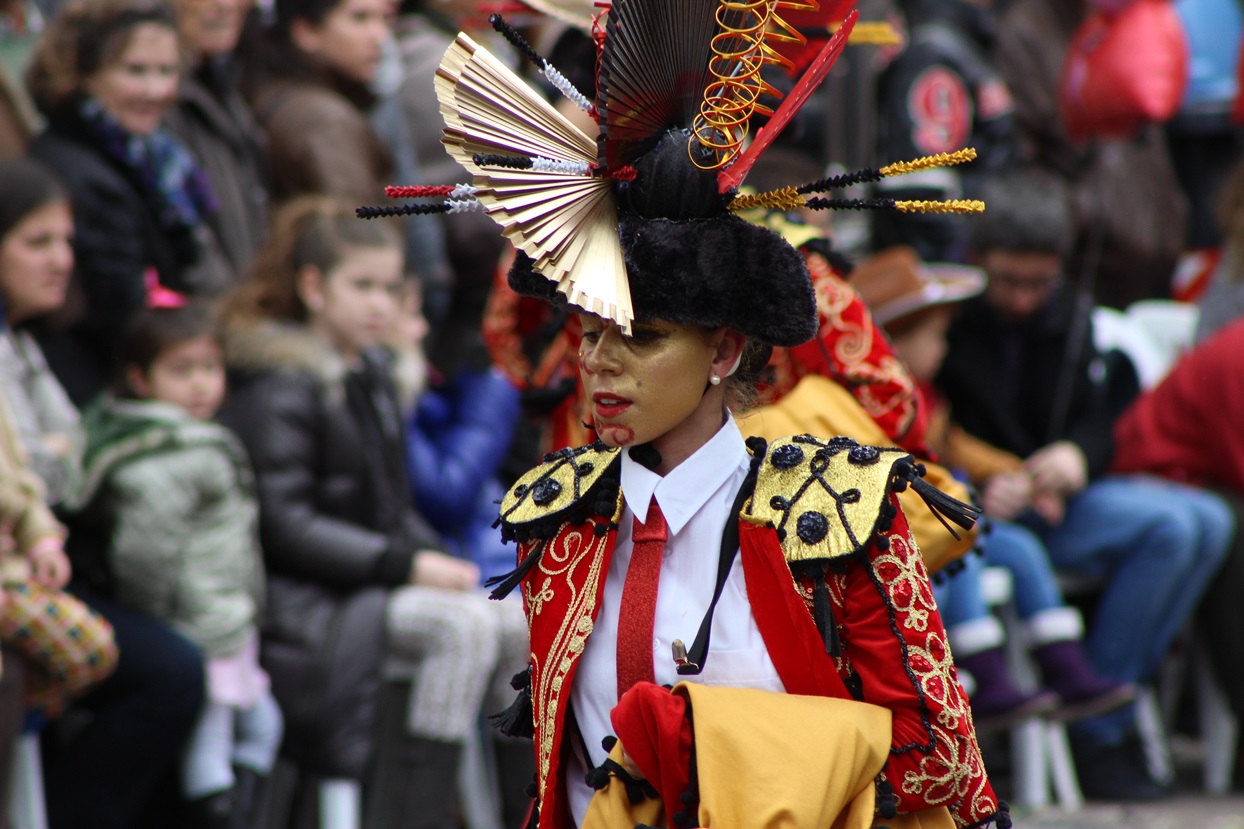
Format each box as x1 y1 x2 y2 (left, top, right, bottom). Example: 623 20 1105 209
435 33 633 331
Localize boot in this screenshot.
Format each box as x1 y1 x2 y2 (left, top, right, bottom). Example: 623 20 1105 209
958 647 1060 732
187 788 235 829
365 734 462 829
230 766 268 829
1069 731 1170 802
1033 640 1137 722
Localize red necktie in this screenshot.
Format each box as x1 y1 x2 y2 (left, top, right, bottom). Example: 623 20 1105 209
616 498 667 697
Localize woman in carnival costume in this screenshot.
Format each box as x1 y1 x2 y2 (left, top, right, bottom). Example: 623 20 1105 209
363 1 1004 826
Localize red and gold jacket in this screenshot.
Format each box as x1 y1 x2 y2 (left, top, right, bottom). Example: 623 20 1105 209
493 435 1003 829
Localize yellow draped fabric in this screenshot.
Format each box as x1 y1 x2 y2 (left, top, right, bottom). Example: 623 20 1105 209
737 375 978 573
582 683 955 829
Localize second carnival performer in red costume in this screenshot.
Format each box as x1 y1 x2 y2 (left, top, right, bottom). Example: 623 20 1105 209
362 1 1004 826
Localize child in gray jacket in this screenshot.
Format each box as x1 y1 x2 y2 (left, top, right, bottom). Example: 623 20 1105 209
65 302 281 828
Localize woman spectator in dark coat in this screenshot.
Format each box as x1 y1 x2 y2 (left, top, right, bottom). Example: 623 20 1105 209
165 0 269 283
247 0 393 208
25 0 230 404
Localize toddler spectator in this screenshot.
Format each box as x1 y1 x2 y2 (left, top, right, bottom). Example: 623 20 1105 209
854 246 1134 731
66 303 281 829
26 0 230 404
220 198 500 829
937 167 1232 800
0 155 206 829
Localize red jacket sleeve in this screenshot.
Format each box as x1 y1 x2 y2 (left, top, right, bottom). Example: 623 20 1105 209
832 498 998 827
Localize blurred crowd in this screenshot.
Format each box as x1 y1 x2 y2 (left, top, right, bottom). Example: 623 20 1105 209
0 0 1242 827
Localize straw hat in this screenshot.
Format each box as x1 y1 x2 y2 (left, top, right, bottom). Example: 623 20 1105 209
851 247 985 328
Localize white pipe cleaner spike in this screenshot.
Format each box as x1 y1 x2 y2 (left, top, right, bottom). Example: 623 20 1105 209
448 198 485 214
450 184 479 199
543 65 594 114
531 157 593 176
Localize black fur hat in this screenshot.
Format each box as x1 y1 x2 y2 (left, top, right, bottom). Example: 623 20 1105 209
509 214 817 346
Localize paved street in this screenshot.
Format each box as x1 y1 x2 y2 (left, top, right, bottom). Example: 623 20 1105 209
1014 794 1244 828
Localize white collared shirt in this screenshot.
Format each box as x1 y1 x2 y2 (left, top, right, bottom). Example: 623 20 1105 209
566 418 784 825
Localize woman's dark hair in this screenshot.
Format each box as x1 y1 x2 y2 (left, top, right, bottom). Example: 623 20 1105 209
725 337 771 414
969 167 1076 259
116 303 220 397
224 196 401 323
0 159 68 245
273 0 343 34
26 0 180 116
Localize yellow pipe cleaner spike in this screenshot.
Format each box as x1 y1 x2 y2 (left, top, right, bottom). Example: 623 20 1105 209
880 148 978 178
729 186 805 213
894 199 986 214
829 21 902 46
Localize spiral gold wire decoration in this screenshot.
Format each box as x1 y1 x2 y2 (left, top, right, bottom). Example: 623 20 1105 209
691 0 809 171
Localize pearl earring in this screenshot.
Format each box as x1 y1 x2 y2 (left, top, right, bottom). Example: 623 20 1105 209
710 373 721 386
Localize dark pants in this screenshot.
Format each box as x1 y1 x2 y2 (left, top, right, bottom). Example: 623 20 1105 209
0 650 28 829
43 586 205 829
1196 490 1244 739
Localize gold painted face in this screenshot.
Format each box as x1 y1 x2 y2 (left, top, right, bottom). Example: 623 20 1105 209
577 315 720 456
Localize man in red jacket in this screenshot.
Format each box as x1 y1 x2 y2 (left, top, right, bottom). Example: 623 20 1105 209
1113 317 1244 783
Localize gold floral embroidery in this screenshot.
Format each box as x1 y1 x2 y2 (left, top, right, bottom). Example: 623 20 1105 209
527 576 555 616
529 491 624 800
812 521 994 827
872 531 935 633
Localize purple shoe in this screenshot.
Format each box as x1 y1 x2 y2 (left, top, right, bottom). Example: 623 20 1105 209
959 647 1062 732
1034 640 1138 722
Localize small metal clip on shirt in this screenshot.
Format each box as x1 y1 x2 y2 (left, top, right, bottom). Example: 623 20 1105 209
672 639 700 675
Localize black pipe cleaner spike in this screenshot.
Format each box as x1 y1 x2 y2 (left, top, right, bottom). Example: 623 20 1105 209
356 203 452 219
805 197 898 212
490 13 547 70
796 167 884 194
473 152 534 170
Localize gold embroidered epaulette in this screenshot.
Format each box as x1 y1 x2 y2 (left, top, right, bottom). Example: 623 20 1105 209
741 435 921 563
499 442 622 532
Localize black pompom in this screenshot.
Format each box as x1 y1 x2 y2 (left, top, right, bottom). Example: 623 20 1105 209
875 780 898 819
